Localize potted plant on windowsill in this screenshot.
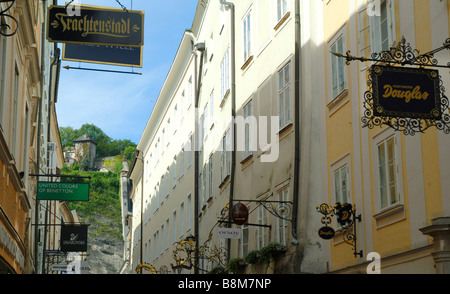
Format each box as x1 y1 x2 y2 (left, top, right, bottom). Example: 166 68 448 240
227 257 245 274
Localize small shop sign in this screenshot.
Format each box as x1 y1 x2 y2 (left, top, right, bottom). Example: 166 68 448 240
61 225 88 252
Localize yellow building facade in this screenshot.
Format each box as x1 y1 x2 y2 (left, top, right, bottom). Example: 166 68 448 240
323 0 450 273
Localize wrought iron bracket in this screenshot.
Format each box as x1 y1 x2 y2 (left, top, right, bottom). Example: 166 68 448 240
333 37 450 135
317 203 363 258
232 198 294 222
0 0 18 37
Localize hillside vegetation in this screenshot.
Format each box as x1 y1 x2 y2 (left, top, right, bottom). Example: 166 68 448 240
61 167 122 240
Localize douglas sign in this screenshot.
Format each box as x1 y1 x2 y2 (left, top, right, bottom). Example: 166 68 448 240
371 65 442 120
47 5 144 47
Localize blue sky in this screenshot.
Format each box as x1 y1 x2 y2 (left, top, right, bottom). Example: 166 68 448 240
55 0 198 144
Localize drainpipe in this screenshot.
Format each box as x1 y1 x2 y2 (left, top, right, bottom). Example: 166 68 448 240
186 29 204 275
219 0 236 263
292 0 301 242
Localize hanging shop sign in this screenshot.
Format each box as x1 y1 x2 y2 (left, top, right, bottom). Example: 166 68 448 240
371 65 442 120
61 225 88 252
47 5 144 47
63 43 143 67
318 226 335 240
217 228 242 239
231 203 249 225
37 182 89 201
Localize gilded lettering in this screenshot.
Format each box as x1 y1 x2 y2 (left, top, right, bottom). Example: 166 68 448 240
382 84 429 103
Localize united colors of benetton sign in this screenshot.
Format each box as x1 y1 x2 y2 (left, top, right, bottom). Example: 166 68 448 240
371 65 442 120
37 182 89 201
47 5 144 47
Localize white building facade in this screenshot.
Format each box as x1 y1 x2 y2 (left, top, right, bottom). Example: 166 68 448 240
127 0 327 274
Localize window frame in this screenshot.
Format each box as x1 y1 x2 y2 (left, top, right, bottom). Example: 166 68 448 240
278 62 292 130
242 7 253 65
372 128 404 215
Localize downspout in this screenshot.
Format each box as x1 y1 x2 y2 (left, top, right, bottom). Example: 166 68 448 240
185 29 202 275
35 0 48 272
292 0 301 242
219 0 235 263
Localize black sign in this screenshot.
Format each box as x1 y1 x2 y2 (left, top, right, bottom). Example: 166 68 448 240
371 65 442 119
318 226 335 240
63 43 143 67
231 203 249 225
335 203 353 227
47 5 144 47
61 225 88 252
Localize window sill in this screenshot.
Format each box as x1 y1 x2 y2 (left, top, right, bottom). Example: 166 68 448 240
219 175 230 190
274 12 290 31
373 203 405 229
278 122 293 140
241 55 254 71
240 153 253 170
327 89 349 116
220 89 230 108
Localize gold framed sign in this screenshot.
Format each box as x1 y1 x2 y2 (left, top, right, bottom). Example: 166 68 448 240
47 5 144 47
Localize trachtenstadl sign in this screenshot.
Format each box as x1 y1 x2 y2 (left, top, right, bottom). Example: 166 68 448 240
47 5 144 47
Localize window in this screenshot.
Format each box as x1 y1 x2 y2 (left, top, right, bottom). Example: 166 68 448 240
276 187 289 246
208 157 213 199
370 0 396 53
153 231 159 260
239 224 249 257
186 135 193 170
334 165 350 204
220 129 231 182
172 156 177 188
160 224 165 254
172 210 177 243
165 219 170 250
187 194 192 231
330 35 345 98
180 202 185 237
277 0 289 23
220 47 230 101
188 76 193 109
257 205 268 249
209 90 214 129
179 148 185 179
243 8 253 63
165 168 170 197
160 176 165 205
279 63 291 129
377 135 399 209
243 100 254 158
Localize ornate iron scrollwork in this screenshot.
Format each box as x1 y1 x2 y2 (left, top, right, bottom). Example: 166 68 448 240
317 203 363 258
0 0 18 37
333 37 450 135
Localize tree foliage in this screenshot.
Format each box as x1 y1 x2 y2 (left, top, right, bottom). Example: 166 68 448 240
59 123 136 158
